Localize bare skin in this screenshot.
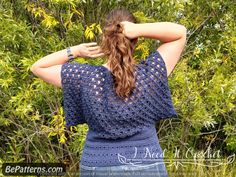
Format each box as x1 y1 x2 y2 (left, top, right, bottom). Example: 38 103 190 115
30 42 104 88
120 21 187 77
30 22 187 87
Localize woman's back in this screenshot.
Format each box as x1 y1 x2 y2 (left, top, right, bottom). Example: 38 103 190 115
61 50 178 138
61 50 178 167
30 6 186 177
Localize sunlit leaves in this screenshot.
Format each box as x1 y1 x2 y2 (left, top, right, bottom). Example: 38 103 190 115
25 3 59 28
41 14 59 28
41 107 67 144
133 11 155 23
135 40 150 59
84 23 102 40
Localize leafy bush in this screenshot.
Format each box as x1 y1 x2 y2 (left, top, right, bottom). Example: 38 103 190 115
0 0 235 176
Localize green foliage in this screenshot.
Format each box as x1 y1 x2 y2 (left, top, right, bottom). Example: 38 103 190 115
0 0 235 176
84 23 102 40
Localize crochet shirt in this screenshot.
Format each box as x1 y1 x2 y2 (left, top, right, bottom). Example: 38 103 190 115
61 50 178 167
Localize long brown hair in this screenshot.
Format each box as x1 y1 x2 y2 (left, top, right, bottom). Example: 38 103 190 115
99 8 138 100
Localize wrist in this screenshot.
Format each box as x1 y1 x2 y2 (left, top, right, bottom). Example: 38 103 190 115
135 23 146 38
71 45 81 58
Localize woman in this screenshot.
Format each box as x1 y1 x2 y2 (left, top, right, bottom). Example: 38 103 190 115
30 8 186 177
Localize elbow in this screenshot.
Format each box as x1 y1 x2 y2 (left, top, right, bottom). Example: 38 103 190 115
30 64 38 74
181 25 187 38
179 25 187 44
30 65 33 72
175 24 187 41
30 65 35 73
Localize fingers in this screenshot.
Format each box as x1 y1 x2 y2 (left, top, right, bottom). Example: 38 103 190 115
90 52 105 58
87 46 104 57
80 42 105 58
87 45 104 57
88 46 100 51
89 49 104 57
84 42 98 47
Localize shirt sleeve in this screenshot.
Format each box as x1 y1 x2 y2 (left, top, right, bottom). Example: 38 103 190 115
61 62 87 127
140 50 168 81
140 50 178 121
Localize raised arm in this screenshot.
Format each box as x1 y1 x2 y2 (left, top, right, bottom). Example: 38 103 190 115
30 42 104 87
121 21 187 77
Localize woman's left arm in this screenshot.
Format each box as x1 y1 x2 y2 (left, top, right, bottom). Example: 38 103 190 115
30 42 104 88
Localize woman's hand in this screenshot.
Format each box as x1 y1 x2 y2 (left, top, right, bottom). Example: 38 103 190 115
72 42 104 58
120 21 139 39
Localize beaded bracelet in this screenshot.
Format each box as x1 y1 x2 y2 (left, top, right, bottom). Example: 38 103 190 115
66 47 75 62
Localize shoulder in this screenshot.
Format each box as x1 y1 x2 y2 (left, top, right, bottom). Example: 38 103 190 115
61 62 92 88
61 62 90 74
138 50 168 79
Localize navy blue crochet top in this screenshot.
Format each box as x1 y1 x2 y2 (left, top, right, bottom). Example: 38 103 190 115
61 50 178 167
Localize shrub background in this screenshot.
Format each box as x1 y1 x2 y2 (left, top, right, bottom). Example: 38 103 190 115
0 0 235 176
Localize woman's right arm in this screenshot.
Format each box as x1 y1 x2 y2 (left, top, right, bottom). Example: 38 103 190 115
121 21 187 77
